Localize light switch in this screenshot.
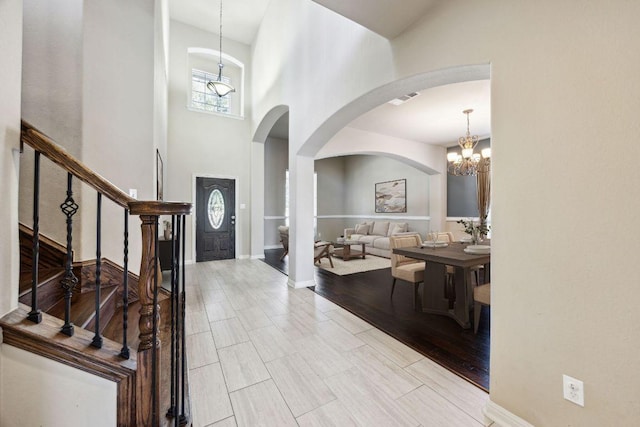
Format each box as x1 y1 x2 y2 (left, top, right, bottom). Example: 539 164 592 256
129 189 137 199
240 204 246 209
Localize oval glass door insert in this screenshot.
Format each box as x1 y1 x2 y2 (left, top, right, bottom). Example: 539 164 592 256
208 189 225 229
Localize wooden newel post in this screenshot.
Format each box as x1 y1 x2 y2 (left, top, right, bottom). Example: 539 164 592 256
136 214 161 426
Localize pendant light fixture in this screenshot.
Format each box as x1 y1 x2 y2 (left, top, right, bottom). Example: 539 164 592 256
207 0 236 97
447 109 491 176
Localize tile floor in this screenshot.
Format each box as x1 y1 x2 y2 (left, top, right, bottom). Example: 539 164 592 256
184 259 491 427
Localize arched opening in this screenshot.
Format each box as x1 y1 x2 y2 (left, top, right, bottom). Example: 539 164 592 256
298 64 490 240
298 64 490 158
257 65 490 288
250 105 290 260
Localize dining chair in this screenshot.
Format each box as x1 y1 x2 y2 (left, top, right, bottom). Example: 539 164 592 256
428 232 457 305
473 283 491 334
277 225 289 260
437 231 482 286
390 234 425 310
436 231 456 243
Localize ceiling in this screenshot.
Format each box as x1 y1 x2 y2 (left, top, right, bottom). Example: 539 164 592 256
168 0 270 45
169 1 491 147
349 80 491 147
168 0 438 45
311 0 440 39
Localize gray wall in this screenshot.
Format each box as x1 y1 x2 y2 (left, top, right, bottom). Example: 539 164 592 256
316 157 347 240
318 154 431 240
446 138 490 217
263 148 434 249
264 136 288 247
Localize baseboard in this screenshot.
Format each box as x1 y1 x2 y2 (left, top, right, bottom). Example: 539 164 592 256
287 278 315 289
264 245 281 250
484 400 534 427
250 254 266 260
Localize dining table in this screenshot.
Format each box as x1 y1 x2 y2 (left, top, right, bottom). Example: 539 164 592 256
393 241 490 329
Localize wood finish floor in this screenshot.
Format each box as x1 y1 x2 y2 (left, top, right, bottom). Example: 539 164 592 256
184 258 491 427
263 248 490 391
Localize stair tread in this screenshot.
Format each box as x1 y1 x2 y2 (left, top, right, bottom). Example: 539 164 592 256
19 268 65 295
47 285 119 329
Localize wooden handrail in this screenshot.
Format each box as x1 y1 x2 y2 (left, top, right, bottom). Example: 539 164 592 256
21 120 191 216
21 120 133 208
129 201 191 216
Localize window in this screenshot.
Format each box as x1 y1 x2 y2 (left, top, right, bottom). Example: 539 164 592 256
190 68 231 114
187 48 244 118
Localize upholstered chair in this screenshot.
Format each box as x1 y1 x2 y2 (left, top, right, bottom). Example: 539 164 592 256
473 283 491 334
277 225 289 260
389 234 425 310
314 241 334 267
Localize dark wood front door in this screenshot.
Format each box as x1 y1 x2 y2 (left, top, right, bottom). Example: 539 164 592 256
196 177 235 261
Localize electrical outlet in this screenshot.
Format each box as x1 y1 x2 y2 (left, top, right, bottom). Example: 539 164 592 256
563 374 584 407
129 189 137 199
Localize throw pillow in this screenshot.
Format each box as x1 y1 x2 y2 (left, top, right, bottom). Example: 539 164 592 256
370 221 390 236
354 223 370 235
389 223 408 235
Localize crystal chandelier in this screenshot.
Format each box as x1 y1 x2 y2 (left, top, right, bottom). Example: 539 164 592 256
447 109 491 176
207 0 236 97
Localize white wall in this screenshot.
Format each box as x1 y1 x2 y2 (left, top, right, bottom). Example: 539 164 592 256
81 0 158 272
252 0 640 424
19 0 162 274
0 345 116 427
167 20 252 262
252 0 394 286
0 0 23 413
0 0 22 318
20 0 84 249
391 1 640 424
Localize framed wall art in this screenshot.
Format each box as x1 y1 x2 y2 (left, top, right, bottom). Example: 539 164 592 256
375 179 406 213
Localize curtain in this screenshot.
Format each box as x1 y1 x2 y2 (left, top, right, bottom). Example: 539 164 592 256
476 159 491 233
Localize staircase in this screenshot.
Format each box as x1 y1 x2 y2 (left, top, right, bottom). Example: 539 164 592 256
1 122 192 426
19 226 138 340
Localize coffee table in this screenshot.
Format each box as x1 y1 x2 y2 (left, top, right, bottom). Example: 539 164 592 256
331 240 366 261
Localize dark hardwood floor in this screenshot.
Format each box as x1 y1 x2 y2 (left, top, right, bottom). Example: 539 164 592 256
262 248 490 391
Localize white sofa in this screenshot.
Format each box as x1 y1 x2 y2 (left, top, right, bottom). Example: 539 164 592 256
343 221 420 258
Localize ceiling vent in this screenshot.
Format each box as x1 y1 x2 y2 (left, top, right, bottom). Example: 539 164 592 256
387 92 420 106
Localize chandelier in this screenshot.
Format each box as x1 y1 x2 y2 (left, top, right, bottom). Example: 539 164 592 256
207 0 236 97
447 109 491 176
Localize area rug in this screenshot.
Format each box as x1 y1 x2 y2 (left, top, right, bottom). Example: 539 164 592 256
316 254 390 275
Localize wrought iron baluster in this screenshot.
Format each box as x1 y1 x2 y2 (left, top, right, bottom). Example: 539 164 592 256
174 215 183 423
91 193 103 349
179 214 188 426
120 208 130 359
28 151 42 324
167 215 177 420
60 173 79 336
